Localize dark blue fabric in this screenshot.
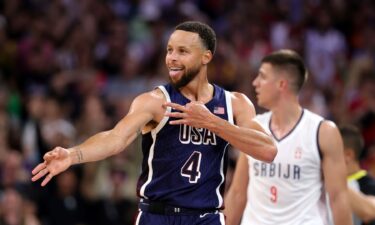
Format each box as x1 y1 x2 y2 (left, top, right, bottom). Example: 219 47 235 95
137 211 224 225
137 84 231 209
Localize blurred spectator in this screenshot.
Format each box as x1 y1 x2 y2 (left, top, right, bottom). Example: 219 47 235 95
83 153 139 225
38 168 86 225
0 188 41 225
364 144 375 178
0 86 11 163
305 8 347 90
1 150 29 190
96 18 128 76
17 13 56 88
41 95 76 148
21 89 48 167
299 76 329 118
75 95 112 143
356 73 375 157
0 15 17 80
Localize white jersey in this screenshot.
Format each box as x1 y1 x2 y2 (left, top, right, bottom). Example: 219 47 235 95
241 109 332 225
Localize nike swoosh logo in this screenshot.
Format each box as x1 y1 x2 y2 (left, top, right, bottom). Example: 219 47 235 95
200 213 210 218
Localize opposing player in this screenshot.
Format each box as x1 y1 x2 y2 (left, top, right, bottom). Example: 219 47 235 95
31 21 277 225
340 125 375 225
225 49 352 225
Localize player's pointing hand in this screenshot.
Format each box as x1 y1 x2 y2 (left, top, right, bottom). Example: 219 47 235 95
31 147 72 186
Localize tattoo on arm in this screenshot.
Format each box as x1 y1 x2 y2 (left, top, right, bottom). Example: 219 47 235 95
72 147 84 164
77 147 83 163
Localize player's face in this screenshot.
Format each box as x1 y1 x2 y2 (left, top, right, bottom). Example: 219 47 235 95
252 63 280 109
165 30 205 89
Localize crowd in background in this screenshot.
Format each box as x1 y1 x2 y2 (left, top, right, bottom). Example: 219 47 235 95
0 0 375 224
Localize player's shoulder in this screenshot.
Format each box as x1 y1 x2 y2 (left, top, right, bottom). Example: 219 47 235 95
135 87 165 102
131 87 166 112
303 109 325 122
302 109 336 138
229 91 254 106
317 118 341 153
229 91 256 116
319 119 338 135
229 91 248 99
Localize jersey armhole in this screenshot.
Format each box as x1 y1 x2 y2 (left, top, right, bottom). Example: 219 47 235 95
151 86 171 134
316 120 324 160
224 91 234 124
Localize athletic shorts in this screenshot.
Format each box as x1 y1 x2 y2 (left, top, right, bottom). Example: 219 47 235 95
136 199 225 225
135 211 225 225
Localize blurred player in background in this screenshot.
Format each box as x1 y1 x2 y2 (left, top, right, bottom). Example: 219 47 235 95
225 49 352 225
340 124 375 225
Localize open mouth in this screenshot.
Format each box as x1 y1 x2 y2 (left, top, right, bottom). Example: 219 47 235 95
169 67 183 78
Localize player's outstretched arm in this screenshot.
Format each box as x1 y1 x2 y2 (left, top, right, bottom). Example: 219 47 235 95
320 121 353 225
348 188 375 222
31 90 164 186
224 153 249 225
165 92 277 162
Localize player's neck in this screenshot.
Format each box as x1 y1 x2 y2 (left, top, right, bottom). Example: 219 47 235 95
179 72 213 103
270 100 302 137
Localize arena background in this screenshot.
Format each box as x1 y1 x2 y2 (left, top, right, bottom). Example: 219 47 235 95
0 0 374 224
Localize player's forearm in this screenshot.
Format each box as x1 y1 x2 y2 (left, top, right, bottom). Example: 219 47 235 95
208 116 276 163
68 130 133 165
224 191 246 225
348 189 375 222
330 191 353 225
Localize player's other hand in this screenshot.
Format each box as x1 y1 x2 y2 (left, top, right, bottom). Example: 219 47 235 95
164 101 214 128
31 147 72 186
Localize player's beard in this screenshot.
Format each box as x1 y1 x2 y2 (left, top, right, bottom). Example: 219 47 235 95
169 65 201 90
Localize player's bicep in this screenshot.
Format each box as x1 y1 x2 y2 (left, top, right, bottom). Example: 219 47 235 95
320 121 347 194
111 92 163 143
231 92 256 128
231 92 268 134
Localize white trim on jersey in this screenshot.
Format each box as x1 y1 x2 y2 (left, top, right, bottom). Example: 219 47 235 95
154 86 172 133
215 91 233 208
139 86 171 198
213 91 233 208
224 91 234 124
135 211 142 225
219 212 225 224
216 144 228 208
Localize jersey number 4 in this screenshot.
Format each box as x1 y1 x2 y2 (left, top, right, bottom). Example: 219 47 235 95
181 151 202 183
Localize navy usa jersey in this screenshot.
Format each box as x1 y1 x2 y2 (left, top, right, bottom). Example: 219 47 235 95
137 84 234 209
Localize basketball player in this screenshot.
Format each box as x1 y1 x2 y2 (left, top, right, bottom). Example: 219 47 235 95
225 49 352 225
31 21 277 225
340 125 375 225
348 189 375 225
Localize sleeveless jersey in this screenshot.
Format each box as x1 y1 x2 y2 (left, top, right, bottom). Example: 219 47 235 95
137 84 234 209
241 109 332 225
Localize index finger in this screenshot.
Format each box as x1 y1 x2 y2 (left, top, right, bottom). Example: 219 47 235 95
163 102 185 112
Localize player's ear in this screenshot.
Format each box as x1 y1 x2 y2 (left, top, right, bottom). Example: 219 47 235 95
278 78 288 90
347 149 356 160
343 149 352 164
202 50 212 65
